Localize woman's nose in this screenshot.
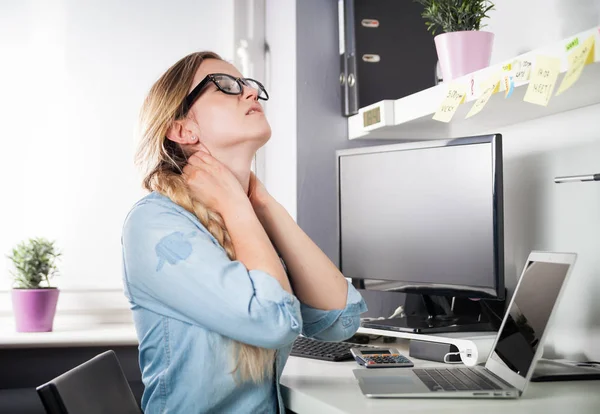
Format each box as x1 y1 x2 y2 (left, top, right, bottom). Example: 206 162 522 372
241 84 258 101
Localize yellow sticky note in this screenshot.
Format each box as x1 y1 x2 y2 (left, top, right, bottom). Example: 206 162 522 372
501 63 512 96
492 81 500 94
556 35 595 95
585 37 595 65
478 75 500 95
523 55 561 106
514 59 532 82
432 83 467 123
466 73 501 119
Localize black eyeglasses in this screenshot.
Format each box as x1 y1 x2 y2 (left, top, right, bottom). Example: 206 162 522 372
181 73 269 115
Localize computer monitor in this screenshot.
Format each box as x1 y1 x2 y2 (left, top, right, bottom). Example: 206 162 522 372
336 134 504 333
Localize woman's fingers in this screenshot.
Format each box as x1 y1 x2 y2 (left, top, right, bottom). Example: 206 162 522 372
182 151 246 214
188 150 222 170
182 163 200 182
197 142 211 155
187 152 209 167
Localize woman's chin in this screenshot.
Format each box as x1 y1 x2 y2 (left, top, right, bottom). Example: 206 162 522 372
224 122 271 148
249 125 272 146
227 131 270 149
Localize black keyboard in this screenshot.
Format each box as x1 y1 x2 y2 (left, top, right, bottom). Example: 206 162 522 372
290 336 366 362
413 368 502 391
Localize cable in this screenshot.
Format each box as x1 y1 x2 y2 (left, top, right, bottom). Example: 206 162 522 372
388 305 405 319
443 351 467 364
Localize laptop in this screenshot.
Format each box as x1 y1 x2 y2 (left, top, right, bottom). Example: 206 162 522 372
353 251 577 399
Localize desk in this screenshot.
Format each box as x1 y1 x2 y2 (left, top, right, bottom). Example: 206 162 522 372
280 339 600 414
2 325 598 413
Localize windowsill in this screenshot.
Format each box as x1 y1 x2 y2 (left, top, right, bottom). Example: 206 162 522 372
0 287 137 348
0 321 138 349
0 288 135 350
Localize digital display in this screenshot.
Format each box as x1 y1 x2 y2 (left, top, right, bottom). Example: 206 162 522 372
363 107 381 127
361 349 388 355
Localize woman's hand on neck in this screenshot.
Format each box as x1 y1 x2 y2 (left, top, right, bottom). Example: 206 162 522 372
188 142 255 194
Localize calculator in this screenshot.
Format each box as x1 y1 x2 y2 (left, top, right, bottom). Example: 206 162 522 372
350 347 414 368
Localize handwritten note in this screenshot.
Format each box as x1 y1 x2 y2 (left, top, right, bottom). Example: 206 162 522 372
514 59 532 82
466 73 501 119
565 37 580 52
500 63 512 97
523 55 561 106
503 75 514 98
468 75 476 98
432 83 467 123
556 35 595 95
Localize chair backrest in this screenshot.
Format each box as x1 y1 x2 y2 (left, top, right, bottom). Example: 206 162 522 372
36 350 142 414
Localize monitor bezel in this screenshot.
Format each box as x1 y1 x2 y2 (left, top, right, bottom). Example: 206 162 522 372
335 134 505 300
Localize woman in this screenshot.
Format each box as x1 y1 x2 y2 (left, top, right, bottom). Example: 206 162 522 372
121 51 367 414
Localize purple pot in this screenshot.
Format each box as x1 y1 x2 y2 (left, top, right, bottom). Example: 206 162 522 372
434 31 494 81
11 289 60 332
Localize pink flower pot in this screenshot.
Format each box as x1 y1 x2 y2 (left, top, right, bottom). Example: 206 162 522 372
434 31 494 81
11 288 60 332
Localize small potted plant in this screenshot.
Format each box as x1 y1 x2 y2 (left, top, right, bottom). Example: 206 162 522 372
415 0 495 81
7 238 61 332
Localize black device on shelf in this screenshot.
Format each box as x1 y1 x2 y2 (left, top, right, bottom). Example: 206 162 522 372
336 134 505 334
290 336 379 362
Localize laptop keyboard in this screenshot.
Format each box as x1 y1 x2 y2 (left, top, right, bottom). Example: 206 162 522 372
413 368 502 391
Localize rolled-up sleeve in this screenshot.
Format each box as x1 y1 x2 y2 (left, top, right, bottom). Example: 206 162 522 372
122 200 302 349
300 280 367 341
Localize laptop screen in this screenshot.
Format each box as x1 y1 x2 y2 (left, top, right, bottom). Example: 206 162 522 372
490 260 571 378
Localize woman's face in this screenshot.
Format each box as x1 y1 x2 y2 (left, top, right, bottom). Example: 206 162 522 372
186 59 271 151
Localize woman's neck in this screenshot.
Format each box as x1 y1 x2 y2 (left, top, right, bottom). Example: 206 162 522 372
209 148 255 194
186 139 258 194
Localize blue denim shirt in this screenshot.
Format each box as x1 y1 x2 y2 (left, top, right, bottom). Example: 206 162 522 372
121 192 367 413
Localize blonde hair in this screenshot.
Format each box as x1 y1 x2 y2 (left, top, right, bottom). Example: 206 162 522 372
136 51 275 383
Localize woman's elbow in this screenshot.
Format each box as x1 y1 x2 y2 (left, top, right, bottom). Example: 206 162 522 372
257 319 302 349
310 314 361 342
252 305 303 349
343 314 362 339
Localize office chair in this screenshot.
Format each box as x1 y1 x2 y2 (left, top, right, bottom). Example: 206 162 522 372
36 350 142 414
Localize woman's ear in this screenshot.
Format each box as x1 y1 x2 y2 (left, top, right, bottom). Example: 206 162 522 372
166 119 198 145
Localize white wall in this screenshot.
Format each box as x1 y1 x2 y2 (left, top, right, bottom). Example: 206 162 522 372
489 105 600 361
262 0 600 360
484 0 600 361
263 0 297 220
0 0 235 291
486 0 600 64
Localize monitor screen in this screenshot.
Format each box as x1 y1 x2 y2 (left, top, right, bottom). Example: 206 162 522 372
338 135 503 298
490 260 571 378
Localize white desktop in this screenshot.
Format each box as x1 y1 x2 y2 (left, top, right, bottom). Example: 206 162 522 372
280 339 600 414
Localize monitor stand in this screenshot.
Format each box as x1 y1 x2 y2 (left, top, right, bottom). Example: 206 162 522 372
363 315 495 334
362 293 498 334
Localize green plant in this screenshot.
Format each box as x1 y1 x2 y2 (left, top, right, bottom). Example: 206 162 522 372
7 238 61 289
414 0 495 35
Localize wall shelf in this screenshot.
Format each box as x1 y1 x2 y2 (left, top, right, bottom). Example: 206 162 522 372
348 26 600 140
